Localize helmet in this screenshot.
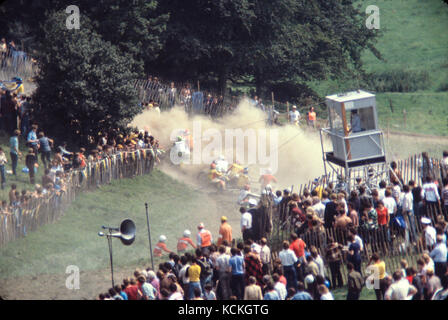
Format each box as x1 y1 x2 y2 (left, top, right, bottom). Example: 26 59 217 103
159 235 167 242
183 230 191 237
197 223 204 229
265 168 272 174
210 163 216 169
292 105 297 109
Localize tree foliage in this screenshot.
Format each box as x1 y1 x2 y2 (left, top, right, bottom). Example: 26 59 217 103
151 0 381 98
32 11 140 146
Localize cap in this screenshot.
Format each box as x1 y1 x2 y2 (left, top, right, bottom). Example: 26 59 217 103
304 274 314 284
421 217 431 225
221 216 227 222
292 105 297 109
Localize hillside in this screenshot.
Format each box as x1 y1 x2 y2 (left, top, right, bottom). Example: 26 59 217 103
309 0 448 137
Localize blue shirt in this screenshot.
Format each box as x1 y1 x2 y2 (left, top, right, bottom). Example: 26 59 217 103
430 243 447 263
27 130 37 146
229 255 244 275
291 291 313 300
263 291 280 300
10 136 19 155
119 291 128 300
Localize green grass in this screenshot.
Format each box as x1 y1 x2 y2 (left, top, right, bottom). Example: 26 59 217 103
376 92 448 136
0 169 211 279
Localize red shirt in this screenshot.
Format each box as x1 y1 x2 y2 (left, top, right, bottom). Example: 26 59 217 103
290 239 306 258
279 275 287 286
376 207 388 226
124 284 139 300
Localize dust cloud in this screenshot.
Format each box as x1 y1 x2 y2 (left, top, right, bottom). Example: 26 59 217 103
130 99 329 192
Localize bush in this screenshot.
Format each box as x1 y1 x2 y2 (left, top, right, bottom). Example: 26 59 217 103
365 70 431 92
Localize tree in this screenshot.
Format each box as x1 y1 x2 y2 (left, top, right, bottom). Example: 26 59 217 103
150 0 256 94
150 0 381 101
1 0 168 74
32 11 140 147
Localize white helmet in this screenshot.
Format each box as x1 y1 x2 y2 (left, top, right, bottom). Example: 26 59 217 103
159 235 167 242
183 230 191 237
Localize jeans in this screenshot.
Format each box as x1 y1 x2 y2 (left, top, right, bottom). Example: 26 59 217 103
406 210 417 242
230 274 245 300
10 152 18 175
188 281 202 300
0 165 5 188
217 271 231 300
283 265 298 290
41 151 51 169
329 261 343 289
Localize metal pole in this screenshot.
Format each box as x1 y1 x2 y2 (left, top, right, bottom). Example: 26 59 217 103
145 203 155 270
107 232 115 288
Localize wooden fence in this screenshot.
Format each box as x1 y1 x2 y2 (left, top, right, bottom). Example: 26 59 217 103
0 148 155 247
269 154 447 286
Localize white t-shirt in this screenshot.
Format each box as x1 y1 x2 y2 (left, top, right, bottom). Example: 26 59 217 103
179 264 190 284
279 249 298 267
320 292 334 300
274 282 287 300
383 197 397 216
289 110 300 122
169 291 184 300
216 253 231 271
241 212 252 230
425 226 437 247
312 202 326 220
385 279 416 300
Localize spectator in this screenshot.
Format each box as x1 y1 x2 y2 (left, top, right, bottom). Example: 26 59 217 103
27 124 39 159
385 270 417 300
346 262 364 300
243 276 263 300
25 148 37 184
9 129 21 176
430 235 447 280
229 247 245 300
0 147 7 189
279 240 298 290
318 284 334 300
38 131 53 170
263 280 280 300
187 258 202 300
325 238 343 289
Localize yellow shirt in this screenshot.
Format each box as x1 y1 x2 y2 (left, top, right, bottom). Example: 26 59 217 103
188 264 201 282
314 186 323 199
373 261 386 279
208 169 221 180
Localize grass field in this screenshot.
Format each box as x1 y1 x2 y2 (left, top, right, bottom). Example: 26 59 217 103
0 169 223 280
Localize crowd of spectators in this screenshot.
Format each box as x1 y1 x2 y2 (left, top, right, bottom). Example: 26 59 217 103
97 158 448 300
